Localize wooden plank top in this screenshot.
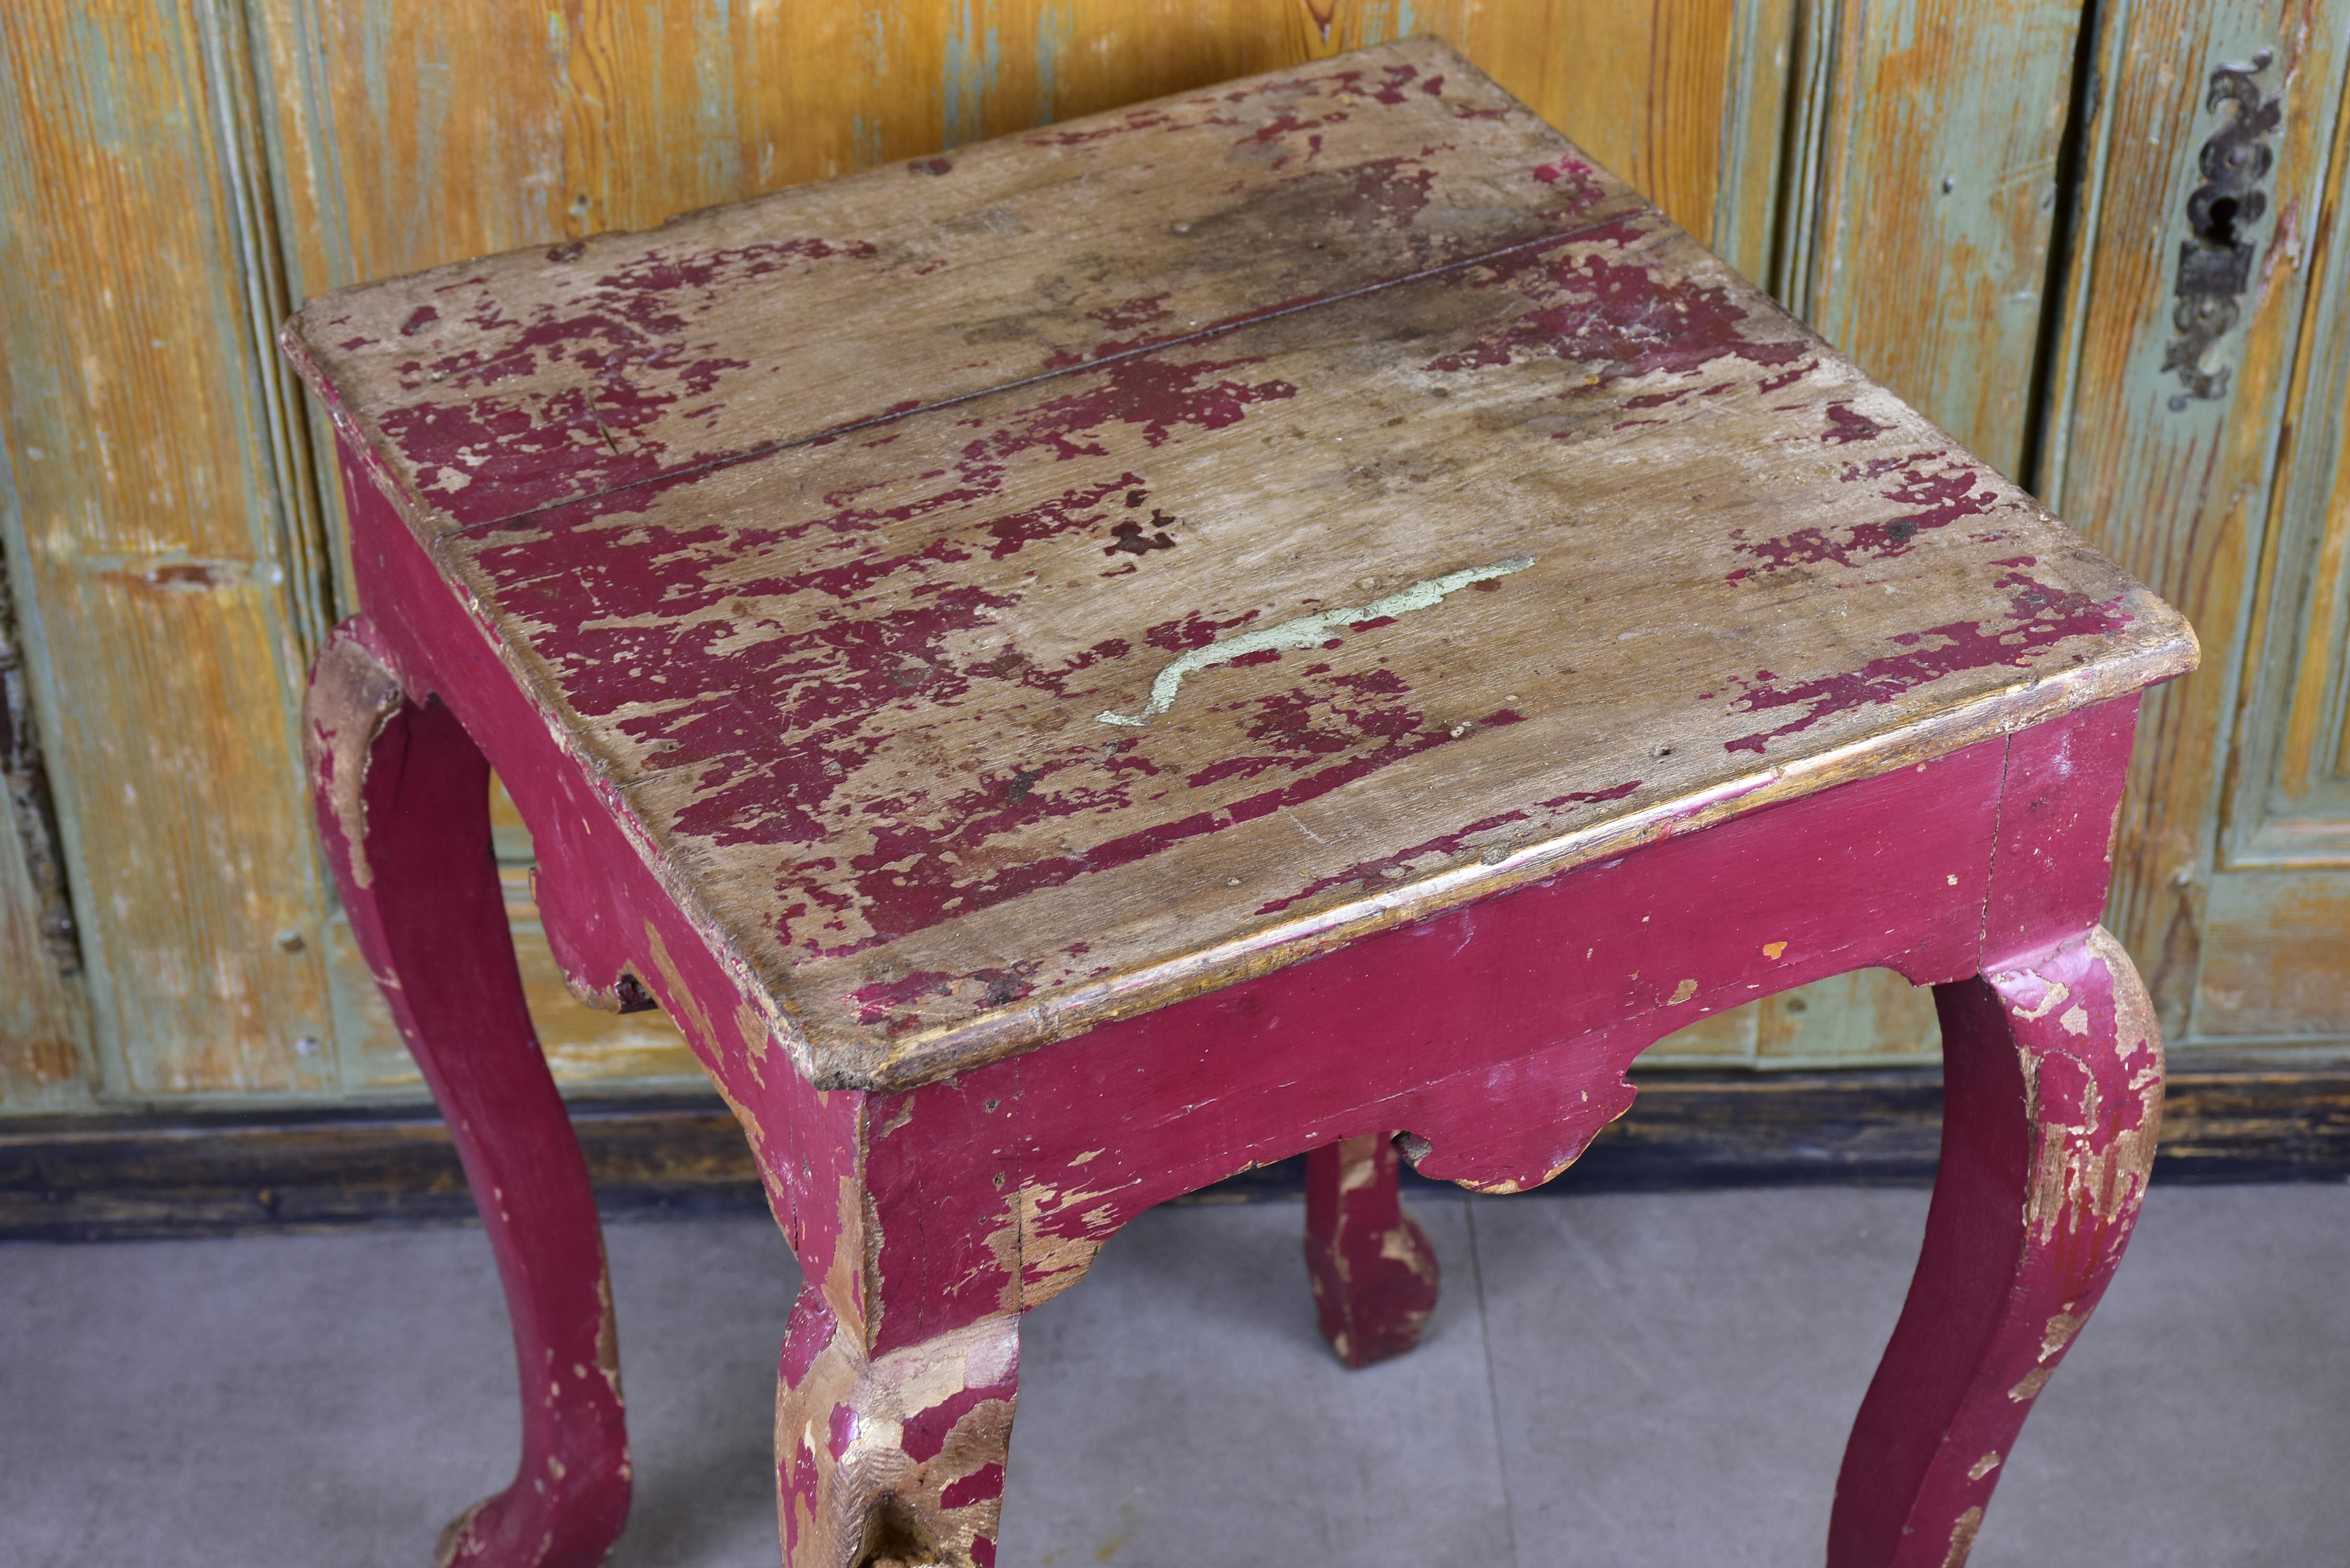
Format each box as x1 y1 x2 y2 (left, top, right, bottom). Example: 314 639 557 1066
286 38 2196 1093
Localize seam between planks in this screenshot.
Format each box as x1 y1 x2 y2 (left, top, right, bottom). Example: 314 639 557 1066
437 207 1672 539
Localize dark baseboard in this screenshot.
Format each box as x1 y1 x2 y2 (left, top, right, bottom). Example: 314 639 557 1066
4 1063 2346 1241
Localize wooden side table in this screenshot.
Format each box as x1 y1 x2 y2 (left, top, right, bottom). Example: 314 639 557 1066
285 39 2195 1568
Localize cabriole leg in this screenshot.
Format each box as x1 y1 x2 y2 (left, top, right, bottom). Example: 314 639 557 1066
1304 1133 1441 1368
305 624 629 1568
775 1285 1019 1568
1830 926 2163 1567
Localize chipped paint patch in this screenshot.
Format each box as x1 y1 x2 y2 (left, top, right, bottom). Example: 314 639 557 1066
774 1289 1017 1568
2005 973 2071 1022
1942 1505 1984 1567
1097 557 1533 725
301 629 408 889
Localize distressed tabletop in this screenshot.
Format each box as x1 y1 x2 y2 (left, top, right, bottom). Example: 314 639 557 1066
286 37 2195 1092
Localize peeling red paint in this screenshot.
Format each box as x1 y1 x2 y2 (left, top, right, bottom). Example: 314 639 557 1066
1337 156 1437 229
1422 229 1807 386
1725 454 2004 580
1821 399 1886 444
1723 575 2130 755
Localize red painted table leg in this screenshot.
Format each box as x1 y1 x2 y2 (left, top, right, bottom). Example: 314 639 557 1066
775 1285 1020 1568
305 624 630 1568
1304 1134 1440 1368
1830 927 2162 1568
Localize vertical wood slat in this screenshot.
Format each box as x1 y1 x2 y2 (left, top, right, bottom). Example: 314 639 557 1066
1716 0 1803 284
0 0 338 1095
1794 0 2090 479
250 1 1788 298
2220 51 2350 862
2040 0 2350 1038
0 517 94 1111
0 820 93 1110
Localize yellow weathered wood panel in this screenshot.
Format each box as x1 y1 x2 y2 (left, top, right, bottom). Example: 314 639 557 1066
1452 0 1745 244
1638 1000 1760 1065
2041 0 2350 1035
253 1 1762 296
0 1 338 1094
1797 0 2087 477
1648 965 1942 1067
327 893 700 1093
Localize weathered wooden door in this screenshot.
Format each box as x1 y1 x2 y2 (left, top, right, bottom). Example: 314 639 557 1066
3 0 2345 1116
2042 1 2350 1054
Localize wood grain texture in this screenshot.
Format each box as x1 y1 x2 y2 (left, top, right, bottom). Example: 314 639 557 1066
2195 868 2350 1035
2041 0 2350 1040
0 0 339 1095
292 42 2194 1090
250 1 1768 296
1794 0 2087 479
287 47 1648 533
0 815 91 1112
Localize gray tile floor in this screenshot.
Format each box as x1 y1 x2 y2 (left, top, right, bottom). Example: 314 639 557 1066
5 1183 2348 1567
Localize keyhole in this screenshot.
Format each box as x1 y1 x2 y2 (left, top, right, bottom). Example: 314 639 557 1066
2207 194 2240 245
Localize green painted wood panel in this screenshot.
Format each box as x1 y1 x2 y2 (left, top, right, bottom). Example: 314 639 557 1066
2040 0 2350 1044
1793 0 2088 479
0 0 340 1098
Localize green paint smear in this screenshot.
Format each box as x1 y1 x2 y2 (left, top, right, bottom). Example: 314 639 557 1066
1098 557 1534 728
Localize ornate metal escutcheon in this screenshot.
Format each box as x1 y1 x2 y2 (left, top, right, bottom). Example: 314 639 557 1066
2164 49 2281 411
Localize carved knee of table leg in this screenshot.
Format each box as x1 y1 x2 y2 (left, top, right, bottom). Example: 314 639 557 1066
305 622 630 1568
1305 1134 1440 1368
1830 926 2162 1568
776 1285 1019 1568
